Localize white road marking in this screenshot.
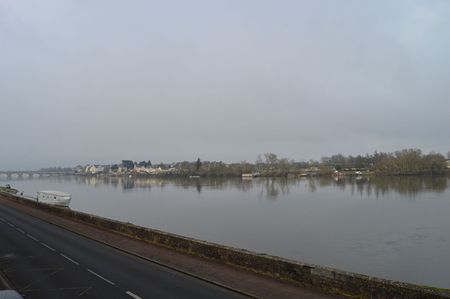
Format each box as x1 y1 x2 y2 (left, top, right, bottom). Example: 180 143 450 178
87 269 115 285
126 291 143 299
0 217 5 222
7 222 14 227
27 234 38 241
60 253 79 265
41 242 55 251
27 234 37 242
16 227 25 234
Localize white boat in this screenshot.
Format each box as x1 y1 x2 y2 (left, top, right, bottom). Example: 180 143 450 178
37 190 71 207
241 172 261 178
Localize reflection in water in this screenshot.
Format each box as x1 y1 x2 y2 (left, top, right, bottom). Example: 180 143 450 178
368 176 448 198
4 175 448 200
257 178 290 200
307 178 317 193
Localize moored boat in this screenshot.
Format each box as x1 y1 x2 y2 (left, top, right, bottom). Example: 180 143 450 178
37 190 71 207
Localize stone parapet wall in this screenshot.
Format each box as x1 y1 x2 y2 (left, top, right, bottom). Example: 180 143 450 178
1 192 449 299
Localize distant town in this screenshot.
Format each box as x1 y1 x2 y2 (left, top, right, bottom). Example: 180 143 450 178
19 149 450 178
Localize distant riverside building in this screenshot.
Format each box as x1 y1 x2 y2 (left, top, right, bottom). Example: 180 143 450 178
73 165 84 174
122 160 135 170
85 165 104 174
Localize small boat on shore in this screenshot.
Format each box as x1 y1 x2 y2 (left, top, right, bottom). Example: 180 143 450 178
241 172 261 178
37 190 71 207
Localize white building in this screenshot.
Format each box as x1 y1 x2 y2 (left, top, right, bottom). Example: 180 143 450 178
85 165 104 174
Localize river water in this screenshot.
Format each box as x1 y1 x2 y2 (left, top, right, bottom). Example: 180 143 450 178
2 175 450 288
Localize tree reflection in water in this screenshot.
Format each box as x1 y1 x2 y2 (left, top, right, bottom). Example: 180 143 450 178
8 176 442 200
20 175 449 200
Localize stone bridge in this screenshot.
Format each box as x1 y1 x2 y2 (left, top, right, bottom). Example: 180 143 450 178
0 171 73 179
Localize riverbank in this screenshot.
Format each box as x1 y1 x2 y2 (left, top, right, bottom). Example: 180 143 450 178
1 191 449 299
73 168 450 179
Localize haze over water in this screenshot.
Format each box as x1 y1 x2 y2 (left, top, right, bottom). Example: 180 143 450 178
3 175 450 288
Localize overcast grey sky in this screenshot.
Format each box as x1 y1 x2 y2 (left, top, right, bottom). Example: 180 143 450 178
1 0 449 170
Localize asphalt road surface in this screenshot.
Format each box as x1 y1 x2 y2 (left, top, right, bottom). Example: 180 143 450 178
0 204 249 299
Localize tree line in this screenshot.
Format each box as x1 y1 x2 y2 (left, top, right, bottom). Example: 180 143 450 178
195 149 448 177
320 149 448 175
80 148 449 178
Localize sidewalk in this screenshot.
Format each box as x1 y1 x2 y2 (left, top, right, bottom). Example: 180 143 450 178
0 196 344 299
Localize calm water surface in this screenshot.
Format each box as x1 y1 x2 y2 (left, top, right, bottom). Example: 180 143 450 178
2 175 450 288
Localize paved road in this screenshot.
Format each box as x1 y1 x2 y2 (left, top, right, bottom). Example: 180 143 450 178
0 204 249 299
